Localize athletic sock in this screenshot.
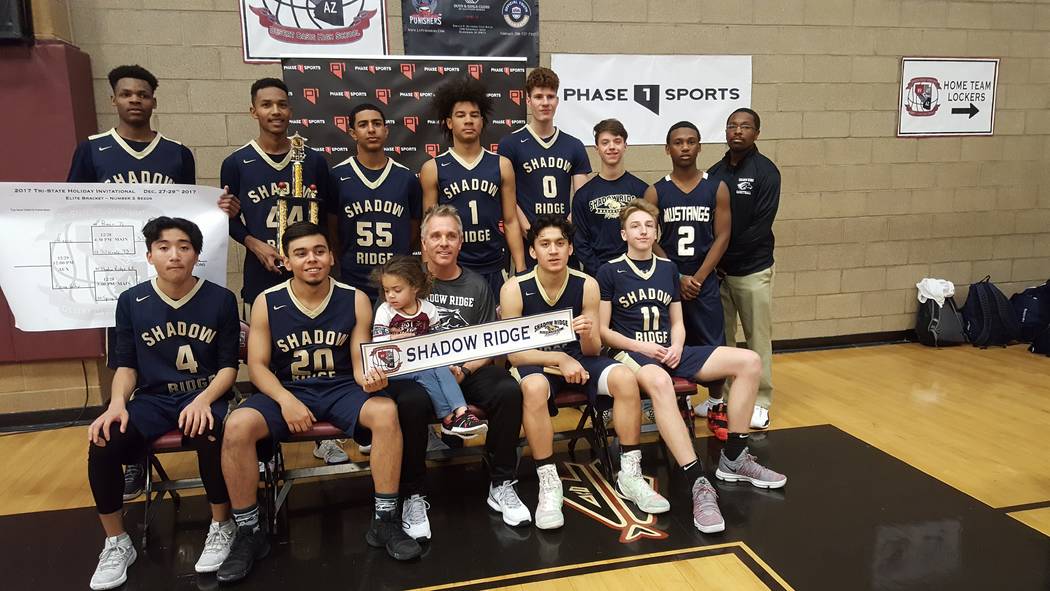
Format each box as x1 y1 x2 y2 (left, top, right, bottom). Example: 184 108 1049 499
725 433 749 462
232 504 259 530
535 455 555 468
374 492 398 519
680 459 704 487
621 444 641 455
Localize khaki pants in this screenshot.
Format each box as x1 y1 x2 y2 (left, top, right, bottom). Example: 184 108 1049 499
720 266 774 409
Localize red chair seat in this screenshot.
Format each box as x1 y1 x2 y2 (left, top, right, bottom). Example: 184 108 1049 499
672 377 698 394
152 430 185 450
553 390 589 407
288 421 345 441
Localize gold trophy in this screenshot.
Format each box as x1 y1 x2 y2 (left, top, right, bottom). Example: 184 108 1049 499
276 133 321 258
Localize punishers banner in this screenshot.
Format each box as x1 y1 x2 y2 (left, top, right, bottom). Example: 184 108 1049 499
401 0 539 67
282 56 528 171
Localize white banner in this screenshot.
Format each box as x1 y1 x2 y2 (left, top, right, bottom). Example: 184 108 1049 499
550 54 752 145
239 0 388 62
362 309 575 377
0 183 229 332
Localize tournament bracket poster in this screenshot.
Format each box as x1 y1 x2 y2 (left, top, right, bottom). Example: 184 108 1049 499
282 57 528 171
402 0 539 67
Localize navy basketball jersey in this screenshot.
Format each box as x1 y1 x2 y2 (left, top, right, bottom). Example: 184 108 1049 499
223 141 331 303
569 172 649 277
497 126 590 224
655 173 718 276
262 279 357 385
67 129 195 184
330 156 422 299
516 268 589 355
597 255 680 347
112 279 239 397
435 149 505 273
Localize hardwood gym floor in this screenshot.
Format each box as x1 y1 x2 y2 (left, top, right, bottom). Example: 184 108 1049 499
1 343 1048 589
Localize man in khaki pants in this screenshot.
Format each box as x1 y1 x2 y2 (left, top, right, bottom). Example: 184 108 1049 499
707 108 780 429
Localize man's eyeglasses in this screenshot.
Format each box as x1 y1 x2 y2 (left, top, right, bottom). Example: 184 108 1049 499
726 124 755 131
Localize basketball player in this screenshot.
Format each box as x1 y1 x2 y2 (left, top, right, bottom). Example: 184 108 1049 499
87 217 239 590
645 121 732 439
69 64 239 502
598 200 786 534
223 77 332 315
497 67 590 236
329 102 422 302
500 215 668 530
570 119 649 277
421 76 525 299
216 222 420 583
224 78 344 464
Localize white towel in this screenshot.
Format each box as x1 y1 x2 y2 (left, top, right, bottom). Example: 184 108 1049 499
916 278 956 307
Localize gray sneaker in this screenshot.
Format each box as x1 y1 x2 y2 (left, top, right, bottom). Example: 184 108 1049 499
691 477 726 534
122 463 145 501
715 449 787 489
615 450 670 514
313 440 349 464
90 536 137 590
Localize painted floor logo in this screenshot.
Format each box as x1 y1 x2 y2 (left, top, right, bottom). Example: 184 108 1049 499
562 460 669 543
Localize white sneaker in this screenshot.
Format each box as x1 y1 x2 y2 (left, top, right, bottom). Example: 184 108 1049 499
195 520 235 573
693 396 723 417
90 535 137 590
359 443 372 455
750 405 770 430
641 400 656 424
615 450 670 514
487 480 532 527
313 439 349 464
402 494 432 541
534 464 565 530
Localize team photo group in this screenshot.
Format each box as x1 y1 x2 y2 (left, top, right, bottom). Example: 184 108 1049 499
79 63 786 590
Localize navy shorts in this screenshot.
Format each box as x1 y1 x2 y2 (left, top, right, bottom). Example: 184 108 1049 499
510 354 622 403
682 275 726 347
237 376 379 446
612 345 716 380
127 390 231 442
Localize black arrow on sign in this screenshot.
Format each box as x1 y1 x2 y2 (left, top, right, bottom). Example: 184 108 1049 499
951 103 980 119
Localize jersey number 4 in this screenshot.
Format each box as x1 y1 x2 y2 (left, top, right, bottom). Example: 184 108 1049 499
176 345 199 373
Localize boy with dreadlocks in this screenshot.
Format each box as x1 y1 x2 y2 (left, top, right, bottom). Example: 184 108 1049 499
421 76 526 300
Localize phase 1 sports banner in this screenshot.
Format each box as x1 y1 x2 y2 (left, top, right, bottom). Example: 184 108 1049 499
402 0 539 67
0 183 228 331
362 309 574 377
550 54 753 145
282 56 527 171
239 0 388 62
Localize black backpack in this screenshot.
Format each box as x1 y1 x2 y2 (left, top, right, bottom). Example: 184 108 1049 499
961 276 1021 348
1031 325 1050 356
915 296 967 347
1010 280 1050 342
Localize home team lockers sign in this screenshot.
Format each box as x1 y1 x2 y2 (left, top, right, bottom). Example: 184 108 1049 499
898 57 999 137
282 57 527 171
550 54 753 146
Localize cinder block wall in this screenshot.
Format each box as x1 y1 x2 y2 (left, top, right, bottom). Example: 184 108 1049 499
5 0 1048 414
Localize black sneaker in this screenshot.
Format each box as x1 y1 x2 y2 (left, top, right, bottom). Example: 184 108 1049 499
365 511 423 561
216 525 270 583
122 462 146 501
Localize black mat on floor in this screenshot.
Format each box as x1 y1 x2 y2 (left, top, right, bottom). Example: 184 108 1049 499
6 425 1049 590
